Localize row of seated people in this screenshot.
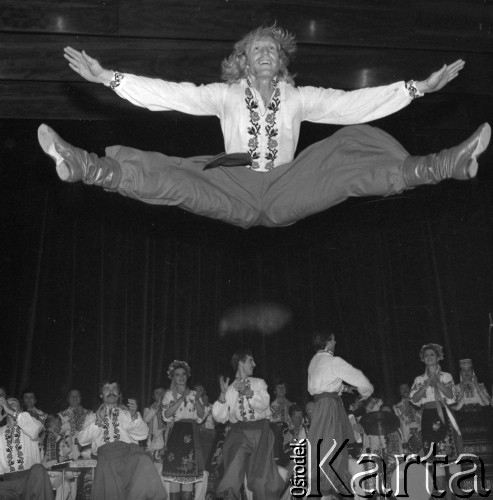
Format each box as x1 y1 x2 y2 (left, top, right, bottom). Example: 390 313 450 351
0 355 491 500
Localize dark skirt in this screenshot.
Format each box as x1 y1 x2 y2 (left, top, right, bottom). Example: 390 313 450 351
308 392 355 496
162 420 204 484
421 407 463 461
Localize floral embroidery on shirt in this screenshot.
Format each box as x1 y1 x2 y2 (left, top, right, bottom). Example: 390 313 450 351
245 79 281 171
238 379 255 421
102 408 120 443
111 408 121 441
5 425 24 471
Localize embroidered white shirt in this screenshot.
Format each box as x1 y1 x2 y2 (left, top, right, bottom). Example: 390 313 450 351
114 76 412 172
212 377 271 423
77 407 148 455
0 413 43 473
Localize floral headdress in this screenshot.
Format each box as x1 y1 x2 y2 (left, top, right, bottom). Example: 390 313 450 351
167 360 191 380
419 343 444 362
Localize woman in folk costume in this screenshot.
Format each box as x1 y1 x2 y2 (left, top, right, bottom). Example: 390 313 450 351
454 358 491 411
410 343 463 497
161 360 208 500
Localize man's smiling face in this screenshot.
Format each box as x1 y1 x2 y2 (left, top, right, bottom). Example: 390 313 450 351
246 36 280 80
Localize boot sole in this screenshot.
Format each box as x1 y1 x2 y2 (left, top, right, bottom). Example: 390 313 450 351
38 124 71 181
469 122 491 178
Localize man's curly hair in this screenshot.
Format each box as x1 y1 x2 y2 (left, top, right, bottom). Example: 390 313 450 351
221 24 297 85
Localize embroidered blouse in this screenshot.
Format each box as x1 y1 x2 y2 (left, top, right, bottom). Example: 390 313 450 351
454 381 491 409
77 407 148 455
0 412 43 473
113 75 413 172
212 377 271 424
308 352 373 398
161 389 207 423
409 371 456 406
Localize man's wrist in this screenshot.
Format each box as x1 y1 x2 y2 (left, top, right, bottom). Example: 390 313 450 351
405 80 425 99
100 69 116 86
103 70 124 90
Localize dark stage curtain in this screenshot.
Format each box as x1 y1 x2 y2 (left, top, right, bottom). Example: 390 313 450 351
2 120 493 414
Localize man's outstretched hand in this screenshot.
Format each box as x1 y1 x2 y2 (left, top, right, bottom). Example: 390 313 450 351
417 59 465 94
64 47 114 85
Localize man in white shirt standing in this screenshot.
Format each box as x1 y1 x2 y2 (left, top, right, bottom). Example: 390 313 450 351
212 349 284 499
307 331 373 498
77 380 167 500
0 396 53 500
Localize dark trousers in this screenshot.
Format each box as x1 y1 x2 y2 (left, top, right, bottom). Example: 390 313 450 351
0 464 53 500
106 125 408 228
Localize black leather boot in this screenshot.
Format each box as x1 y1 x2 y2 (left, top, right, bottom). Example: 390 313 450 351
402 123 490 187
38 124 121 189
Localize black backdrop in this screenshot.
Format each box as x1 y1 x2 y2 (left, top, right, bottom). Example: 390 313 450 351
1 107 493 413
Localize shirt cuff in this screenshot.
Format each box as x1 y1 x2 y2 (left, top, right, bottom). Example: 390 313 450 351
104 71 125 90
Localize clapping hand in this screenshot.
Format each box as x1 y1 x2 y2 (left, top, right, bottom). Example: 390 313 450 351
219 376 230 394
233 379 246 393
95 404 106 424
127 398 138 418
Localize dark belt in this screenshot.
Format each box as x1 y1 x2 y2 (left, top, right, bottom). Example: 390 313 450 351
203 152 252 170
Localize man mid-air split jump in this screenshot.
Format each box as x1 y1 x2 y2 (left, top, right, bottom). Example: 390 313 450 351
39 25 490 228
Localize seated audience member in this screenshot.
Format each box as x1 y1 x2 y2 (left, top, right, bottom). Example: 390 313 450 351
454 358 491 411
143 386 166 466
21 389 47 424
285 404 308 442
270 380 292 426
41 414 77 500
59 388 92 459
393 383 422 454
0 396 53 499
281 404 309 466
77 380 167 500
304 400 314 428
41 413 63 464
